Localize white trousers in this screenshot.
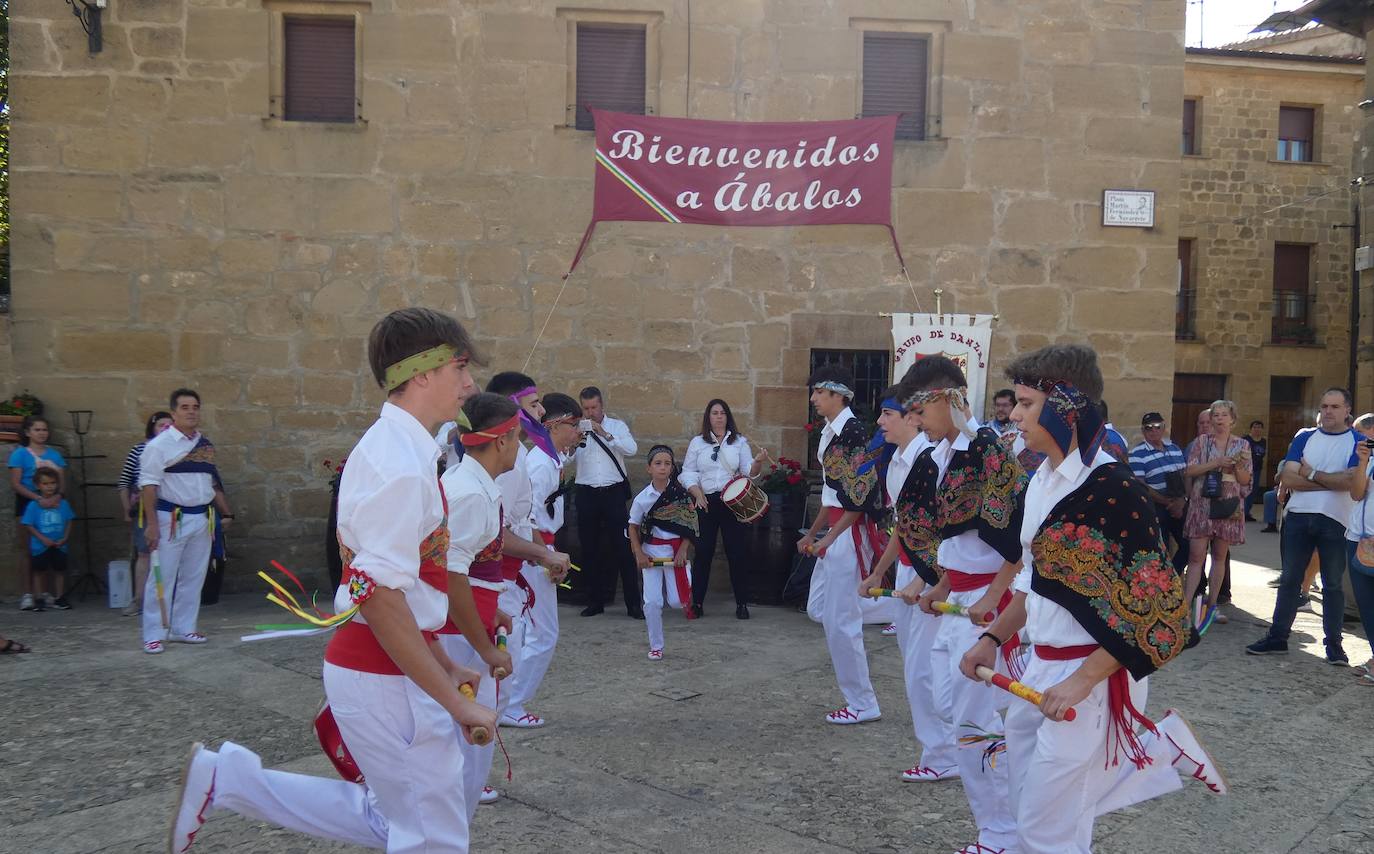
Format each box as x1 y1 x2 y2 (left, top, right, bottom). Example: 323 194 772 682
437 632 502 821
810 524 879 712
933 581 1016 851
1005 654 1183 854
208 664 469 853
640 542 690 651
893 563 958 771
141 509 212 644
861 594 901 624
504 558 559 719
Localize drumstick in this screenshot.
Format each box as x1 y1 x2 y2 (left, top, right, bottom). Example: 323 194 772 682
493 627 509 680
974 665 1077 721
457 683 492 745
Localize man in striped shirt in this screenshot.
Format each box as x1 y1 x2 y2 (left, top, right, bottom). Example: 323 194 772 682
1128 411 1188 573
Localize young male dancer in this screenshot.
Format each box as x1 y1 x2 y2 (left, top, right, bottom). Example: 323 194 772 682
480 372 572 797
502 392 583 728
798 366 885 725
962 344 1226 854
901 356 1027 854
438 393 524 821
169 307 496 853
858 389 959 783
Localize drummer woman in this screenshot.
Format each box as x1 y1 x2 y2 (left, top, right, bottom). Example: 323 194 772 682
681 399 770 619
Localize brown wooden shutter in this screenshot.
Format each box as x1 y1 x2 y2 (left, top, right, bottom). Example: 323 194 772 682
1274 243 1311 294
861 32 928 141
284 16 356 123
1182 99 1196 155
575 24 646 131
1278 106 1314 144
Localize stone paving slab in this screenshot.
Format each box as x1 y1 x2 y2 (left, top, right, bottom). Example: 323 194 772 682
2 523 1372 854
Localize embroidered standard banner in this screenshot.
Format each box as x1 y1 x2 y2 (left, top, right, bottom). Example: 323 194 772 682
891 314 996 416
568 109 903 274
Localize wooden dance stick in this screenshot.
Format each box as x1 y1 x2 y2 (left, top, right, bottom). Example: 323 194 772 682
866 589 992 623
974 665 1077 721
457 682 492 745
493 627 509 680
151 550 170 629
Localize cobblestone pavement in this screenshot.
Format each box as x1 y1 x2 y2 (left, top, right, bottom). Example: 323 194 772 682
3 524 1372 854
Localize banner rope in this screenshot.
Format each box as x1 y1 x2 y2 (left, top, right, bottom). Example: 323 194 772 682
899 264 924 314
522 268 574 373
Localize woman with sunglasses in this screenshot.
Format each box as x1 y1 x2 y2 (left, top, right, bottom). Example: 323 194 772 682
680 399 770 619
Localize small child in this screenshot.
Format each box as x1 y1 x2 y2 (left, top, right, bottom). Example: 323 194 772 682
20 468 75 611
628 445 698 661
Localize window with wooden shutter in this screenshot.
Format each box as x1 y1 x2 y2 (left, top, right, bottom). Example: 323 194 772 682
575 23 646 131
861 32 928 141
284 16 356 123
1182 98 1197 155
1272 243 1315 344
1277 106 1315 162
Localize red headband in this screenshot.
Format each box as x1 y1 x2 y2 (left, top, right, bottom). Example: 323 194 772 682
459 413 521 447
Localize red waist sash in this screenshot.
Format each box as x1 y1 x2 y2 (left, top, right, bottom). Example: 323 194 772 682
1035 643 1099 661
501 554 524 581
325 621 406 676
538 530 555 546
946 569 996 592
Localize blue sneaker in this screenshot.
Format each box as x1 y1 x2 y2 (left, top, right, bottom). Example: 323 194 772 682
1245 636 1289 656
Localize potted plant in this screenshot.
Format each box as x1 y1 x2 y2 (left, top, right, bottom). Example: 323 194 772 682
0 391 42 442
757 456 808 528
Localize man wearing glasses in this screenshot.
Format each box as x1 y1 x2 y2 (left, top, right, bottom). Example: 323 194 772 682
1128 412 1189 574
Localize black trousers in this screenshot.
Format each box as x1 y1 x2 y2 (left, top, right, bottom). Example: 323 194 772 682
1156 504 1189 575
576 484 639 611
692 493 751 608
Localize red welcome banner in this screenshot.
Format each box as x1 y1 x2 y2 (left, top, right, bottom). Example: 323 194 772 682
567 109 903 274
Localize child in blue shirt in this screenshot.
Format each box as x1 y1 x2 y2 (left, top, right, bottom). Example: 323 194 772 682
20 469 75 611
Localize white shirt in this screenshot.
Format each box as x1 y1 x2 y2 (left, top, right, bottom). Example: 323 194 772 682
496 444 534 541
818 407 856 508
332 402 450 632
1347 457 1374 542
628 482 678 541
528 446 565 534
1013 448 1114 647
680 433 753 494
1284 426 1359 525
441 453 505 592
573 415 637 487
932 420 1004 575
434 420 461 472
138 427 217 506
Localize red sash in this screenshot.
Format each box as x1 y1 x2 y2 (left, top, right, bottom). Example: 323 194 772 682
646 535 693 617
824 507 887 576
1034 643 1099 661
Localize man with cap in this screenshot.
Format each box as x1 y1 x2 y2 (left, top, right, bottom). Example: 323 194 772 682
1128 412 1189 575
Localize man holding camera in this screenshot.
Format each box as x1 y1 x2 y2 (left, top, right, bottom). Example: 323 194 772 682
573 386 642 618
1128 412 1189 574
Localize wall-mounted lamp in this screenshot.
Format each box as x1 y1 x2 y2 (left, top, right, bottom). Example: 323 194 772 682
64 0 104 54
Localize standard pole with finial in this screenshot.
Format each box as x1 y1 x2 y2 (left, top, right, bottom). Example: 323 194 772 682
933 287 944 318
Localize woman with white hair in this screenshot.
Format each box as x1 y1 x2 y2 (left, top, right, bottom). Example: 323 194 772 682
1182 399 1251 632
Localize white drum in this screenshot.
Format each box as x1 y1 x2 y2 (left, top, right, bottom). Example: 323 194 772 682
721 475 769 524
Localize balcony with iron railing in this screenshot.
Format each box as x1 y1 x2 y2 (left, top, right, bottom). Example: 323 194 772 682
1271 290 1319 345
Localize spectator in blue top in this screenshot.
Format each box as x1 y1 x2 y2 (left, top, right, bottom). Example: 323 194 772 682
1247 387 1361 662
19 468 75 611
1129 411 1189 574
1244 420 1268 521
8 414 67 608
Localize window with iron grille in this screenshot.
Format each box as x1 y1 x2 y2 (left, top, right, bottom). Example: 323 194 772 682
805 349 890 469
861 32 928 141
1277 106 1315 162
1177 238 1196 340
574 23 646 131
1182 99 1198 155
1272 243 1316 344
283 16 356 123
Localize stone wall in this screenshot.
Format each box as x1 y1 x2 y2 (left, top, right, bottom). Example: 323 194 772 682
7 0 1185 589
1179 53 1362 428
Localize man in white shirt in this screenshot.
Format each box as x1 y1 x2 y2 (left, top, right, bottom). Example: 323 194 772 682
857 389 959 784
170 307 496 853
988 388 1016 437
572 386 641 618
1247 387 1360 662
138 388 232 653
798 366 884 725
961 344 1225 854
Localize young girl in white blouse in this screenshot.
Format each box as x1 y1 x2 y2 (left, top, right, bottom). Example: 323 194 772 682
628 446 698 660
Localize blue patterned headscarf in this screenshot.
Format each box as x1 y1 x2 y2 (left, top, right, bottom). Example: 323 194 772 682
1012 377 1104 465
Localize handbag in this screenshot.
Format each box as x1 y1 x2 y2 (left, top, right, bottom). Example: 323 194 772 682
1202 436 1238 520
1357 483 1374 567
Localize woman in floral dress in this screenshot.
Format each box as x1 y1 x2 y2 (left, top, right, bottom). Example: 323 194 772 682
1183 399 1251 627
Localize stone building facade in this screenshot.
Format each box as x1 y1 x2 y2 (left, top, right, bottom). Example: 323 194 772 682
3 0 1185 589
1178 47 1362 469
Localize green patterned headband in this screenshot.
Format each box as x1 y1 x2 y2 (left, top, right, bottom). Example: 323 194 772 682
384 344 457 392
